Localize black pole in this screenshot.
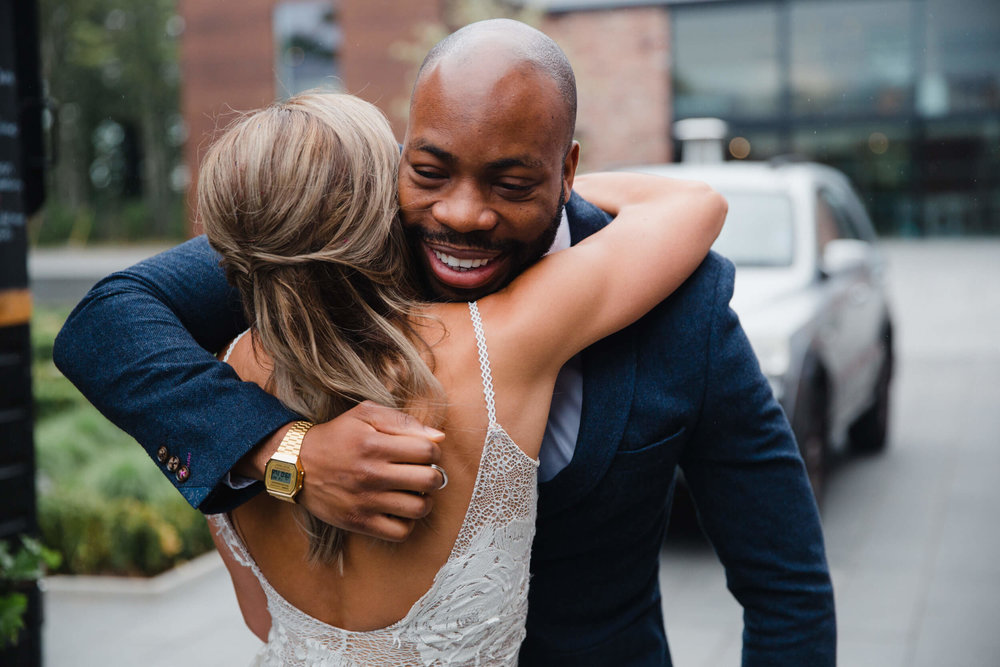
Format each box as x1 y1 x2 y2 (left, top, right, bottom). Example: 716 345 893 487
0 0 45 664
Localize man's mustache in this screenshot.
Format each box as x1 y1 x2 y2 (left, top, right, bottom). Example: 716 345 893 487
407 227 517 253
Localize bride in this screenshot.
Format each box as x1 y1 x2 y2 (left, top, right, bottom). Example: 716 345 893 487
200 91 725 665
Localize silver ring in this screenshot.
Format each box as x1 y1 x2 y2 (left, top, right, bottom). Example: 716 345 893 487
429 464 448 490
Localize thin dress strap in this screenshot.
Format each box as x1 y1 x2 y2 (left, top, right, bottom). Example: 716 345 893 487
221 329 250 363
467 301 498 429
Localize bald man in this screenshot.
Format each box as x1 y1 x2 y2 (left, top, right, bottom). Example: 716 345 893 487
56 19 835 666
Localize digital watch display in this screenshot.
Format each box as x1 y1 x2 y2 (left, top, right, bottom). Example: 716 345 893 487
263 421 312 502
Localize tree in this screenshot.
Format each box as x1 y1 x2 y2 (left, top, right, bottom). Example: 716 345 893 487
36 0 184 243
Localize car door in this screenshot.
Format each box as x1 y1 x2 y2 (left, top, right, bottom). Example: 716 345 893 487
816 186 882 432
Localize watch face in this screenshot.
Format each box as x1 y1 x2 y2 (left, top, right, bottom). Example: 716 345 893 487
266 460 299 495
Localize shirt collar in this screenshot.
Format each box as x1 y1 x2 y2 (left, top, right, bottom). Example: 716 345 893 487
547 210 571 256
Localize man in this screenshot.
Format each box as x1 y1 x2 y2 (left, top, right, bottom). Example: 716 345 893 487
55 19 835 666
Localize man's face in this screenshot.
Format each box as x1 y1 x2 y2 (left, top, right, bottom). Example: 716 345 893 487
399 63 579 302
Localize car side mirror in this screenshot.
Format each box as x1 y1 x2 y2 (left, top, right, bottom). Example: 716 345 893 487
821 238 870 278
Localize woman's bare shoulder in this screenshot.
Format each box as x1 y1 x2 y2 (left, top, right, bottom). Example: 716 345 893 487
218 331 273 389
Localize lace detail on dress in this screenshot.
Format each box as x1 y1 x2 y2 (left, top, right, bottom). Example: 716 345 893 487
211 301 539 666
222 329 250 363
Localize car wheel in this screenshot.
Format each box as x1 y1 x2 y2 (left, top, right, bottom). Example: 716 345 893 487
794 378 830 507
849 337 892 454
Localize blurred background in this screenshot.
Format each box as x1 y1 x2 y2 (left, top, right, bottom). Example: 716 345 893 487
1 0 997 665
28 0 1000 246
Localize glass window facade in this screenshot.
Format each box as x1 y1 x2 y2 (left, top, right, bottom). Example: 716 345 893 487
921 0 1000 116
274 1 341 97
673 3 781 118
670 0 1000 236
792 124 914 234
790 0 914 117
919 118 1000 235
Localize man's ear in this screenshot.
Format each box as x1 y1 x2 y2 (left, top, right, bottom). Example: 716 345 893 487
562 141 580 203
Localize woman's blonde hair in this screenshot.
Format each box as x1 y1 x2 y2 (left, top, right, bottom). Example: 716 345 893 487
198 92 441 564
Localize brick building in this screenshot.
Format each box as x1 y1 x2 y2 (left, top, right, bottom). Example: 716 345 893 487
178 0 1000 236
177 0 674 229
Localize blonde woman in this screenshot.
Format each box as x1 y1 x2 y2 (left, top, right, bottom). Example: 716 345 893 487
202 91 725 665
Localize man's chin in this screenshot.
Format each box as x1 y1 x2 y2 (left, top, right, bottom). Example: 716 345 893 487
425 273 508 303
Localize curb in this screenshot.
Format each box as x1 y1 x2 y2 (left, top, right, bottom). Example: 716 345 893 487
41 549 224 597
28 245 173 279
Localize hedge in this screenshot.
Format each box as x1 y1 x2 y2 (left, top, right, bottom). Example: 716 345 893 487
32 308 215 577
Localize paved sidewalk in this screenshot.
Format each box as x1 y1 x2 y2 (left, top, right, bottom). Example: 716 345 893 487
43 551 261 666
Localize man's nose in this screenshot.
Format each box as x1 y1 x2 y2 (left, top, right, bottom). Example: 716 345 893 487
431 181 497 233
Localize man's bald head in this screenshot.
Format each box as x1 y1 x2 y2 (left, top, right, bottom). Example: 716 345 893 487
399 19 581 301
414 19 577 150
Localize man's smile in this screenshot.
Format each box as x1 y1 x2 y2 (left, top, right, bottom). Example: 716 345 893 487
432 250 492 270
420 241 510 291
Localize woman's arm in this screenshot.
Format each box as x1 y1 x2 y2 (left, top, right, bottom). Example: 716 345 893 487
571 171 670 217
487 171 727 377
208 517 272 642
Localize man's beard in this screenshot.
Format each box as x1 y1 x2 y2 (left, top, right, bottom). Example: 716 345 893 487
404 185 566 302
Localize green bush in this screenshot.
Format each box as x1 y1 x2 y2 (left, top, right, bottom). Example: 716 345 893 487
29 199 186 246
32 307 215 577
31 307 81 421
34 404 137 483
37 491 110 575
38 489 212 577
31 367 83 422
29 202 95 246
29 307 67 363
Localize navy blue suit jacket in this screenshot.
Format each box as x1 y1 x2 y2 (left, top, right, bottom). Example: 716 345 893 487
54 192 835 665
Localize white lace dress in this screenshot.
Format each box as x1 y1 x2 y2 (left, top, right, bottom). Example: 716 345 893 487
211 302 540 666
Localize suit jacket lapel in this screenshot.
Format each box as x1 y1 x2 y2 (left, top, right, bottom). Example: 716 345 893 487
537 194 637 516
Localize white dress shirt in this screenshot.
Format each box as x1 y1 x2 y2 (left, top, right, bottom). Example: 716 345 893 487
537 212 582 481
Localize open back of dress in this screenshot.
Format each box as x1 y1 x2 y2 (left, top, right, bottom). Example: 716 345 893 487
212 301 540 666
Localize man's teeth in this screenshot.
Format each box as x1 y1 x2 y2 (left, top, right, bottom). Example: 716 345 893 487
433 250 493 271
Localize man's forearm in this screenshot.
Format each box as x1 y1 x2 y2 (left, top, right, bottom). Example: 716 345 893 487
232 423 291 481
54 238 448 537
54 237 300 511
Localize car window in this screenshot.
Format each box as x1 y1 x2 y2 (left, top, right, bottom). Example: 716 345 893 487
840 184 879 243
712 191 795 267
816 193 842 253
818 188 860 245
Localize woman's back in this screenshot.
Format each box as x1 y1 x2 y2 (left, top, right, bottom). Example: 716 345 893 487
215 301 551 665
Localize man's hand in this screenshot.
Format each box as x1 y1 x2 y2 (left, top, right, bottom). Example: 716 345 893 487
236 401 446 541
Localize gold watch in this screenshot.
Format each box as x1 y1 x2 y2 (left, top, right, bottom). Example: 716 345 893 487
264 420 313 503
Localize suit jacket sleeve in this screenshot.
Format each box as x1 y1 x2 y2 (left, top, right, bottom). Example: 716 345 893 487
53 235 301 513
679 258 837 666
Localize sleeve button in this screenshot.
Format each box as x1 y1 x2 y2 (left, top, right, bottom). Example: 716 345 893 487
175 465 190 483
166 455 180 473
156 446 170 464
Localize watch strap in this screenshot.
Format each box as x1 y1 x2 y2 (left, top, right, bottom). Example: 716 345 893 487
277 420 313 458
264 420 313 503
